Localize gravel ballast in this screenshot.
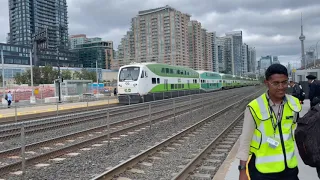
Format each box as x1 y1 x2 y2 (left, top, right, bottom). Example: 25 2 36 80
1 86 261 180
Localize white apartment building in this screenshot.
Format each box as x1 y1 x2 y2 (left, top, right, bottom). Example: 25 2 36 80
132 5 190 67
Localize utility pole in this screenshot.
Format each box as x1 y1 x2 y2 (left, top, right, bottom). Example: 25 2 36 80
96 60 99 94
30 51 36 103
57 48 61 103
1 49 5 105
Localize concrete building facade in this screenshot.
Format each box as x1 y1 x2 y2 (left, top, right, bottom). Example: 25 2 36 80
209 32 218 72
188 20 203 70
222 36 234 75
204 31 213 71
242 43 248 75
226 31 242 76
249 47 256 73
132 5 190 67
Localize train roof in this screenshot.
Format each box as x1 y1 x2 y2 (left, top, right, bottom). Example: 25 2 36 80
120 62 195 70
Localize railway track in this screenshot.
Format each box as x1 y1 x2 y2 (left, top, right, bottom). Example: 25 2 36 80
0 86 257 126
0 92 212 141
0 90 245 175
90 89 262 180
172 114 243 180
0 98 121 125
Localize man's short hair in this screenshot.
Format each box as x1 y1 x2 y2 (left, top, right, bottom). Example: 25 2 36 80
265 64 288 80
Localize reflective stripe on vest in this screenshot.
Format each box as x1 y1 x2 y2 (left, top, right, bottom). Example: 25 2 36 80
248 93 301 173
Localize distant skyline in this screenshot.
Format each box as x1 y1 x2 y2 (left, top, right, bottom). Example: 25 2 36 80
0 0 319 67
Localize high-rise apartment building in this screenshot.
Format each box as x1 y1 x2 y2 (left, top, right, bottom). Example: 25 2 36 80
249 47 256 72
69 34 87 49
69 34 103 49
9 0 68 48
226 31 242 76
306 51 315 65
188 20 203 70
73 41 113 69
272 56 280 64
6 33 11 44
117 5 190 67
133 5 190 67
258 55 272 73
204 30 213 71
222 36 234 75
242 43 249 74
116 31 135 67
187 22 213 71
208 32 218 72
216 37 226 72
8 0 79 67
115 6 254 74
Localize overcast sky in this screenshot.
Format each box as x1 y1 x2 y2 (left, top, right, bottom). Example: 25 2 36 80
1 0 320 68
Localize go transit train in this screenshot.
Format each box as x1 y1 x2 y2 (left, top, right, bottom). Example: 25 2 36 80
117 62 259 104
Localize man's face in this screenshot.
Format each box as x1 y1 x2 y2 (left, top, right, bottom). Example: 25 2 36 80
308 79 313 84
264 74 288 99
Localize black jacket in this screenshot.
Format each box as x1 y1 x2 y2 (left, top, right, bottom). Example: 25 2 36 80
292 83 301 99
309 80 320 106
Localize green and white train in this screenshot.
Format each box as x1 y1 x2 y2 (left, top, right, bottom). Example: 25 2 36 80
117 62 259 104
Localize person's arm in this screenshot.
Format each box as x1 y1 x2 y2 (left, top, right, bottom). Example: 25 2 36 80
295 85 301 98
237 107 256 180
309 83 315 101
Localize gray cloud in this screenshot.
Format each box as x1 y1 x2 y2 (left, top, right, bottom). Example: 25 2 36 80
0 0 319 67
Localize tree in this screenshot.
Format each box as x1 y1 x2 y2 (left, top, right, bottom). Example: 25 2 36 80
80 69 96 82
14 66 59 85
41 66 58 84
61 70 72 80
73 71 81 80
14 73 27 85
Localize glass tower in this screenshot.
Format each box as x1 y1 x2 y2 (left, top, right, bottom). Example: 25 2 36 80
9 0 69 49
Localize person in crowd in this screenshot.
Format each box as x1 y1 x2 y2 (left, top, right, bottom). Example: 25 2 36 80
238 64 301 180
306 75 320 107
114 88 117 96
289 81 301 99
6 91 12 108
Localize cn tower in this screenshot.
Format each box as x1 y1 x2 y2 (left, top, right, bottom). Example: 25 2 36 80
299 13 306 69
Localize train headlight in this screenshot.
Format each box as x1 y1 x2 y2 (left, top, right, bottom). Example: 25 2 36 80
133 83 137 87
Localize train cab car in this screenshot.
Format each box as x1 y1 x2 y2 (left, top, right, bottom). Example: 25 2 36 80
197 71 223 91
117 64 144 104
117 62 200 104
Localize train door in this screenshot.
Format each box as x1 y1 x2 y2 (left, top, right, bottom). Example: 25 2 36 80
187 80 190 89
164 79 168 91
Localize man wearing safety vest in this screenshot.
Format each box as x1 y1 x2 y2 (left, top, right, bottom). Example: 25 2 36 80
238 64 301 180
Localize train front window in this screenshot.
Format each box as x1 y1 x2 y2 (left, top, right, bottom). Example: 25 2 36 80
119 67 140 82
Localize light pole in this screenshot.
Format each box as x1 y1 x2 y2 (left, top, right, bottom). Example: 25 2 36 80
95 60 99 94
1 49 5 105
316 40 320 66
30 51 36 104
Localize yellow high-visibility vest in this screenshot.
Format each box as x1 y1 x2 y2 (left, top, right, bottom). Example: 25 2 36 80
248 93 301 173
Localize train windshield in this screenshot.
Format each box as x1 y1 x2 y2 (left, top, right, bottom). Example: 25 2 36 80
119 67 140 82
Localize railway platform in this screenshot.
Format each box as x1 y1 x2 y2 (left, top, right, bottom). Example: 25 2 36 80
213 99 319 180
0 97 118 123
